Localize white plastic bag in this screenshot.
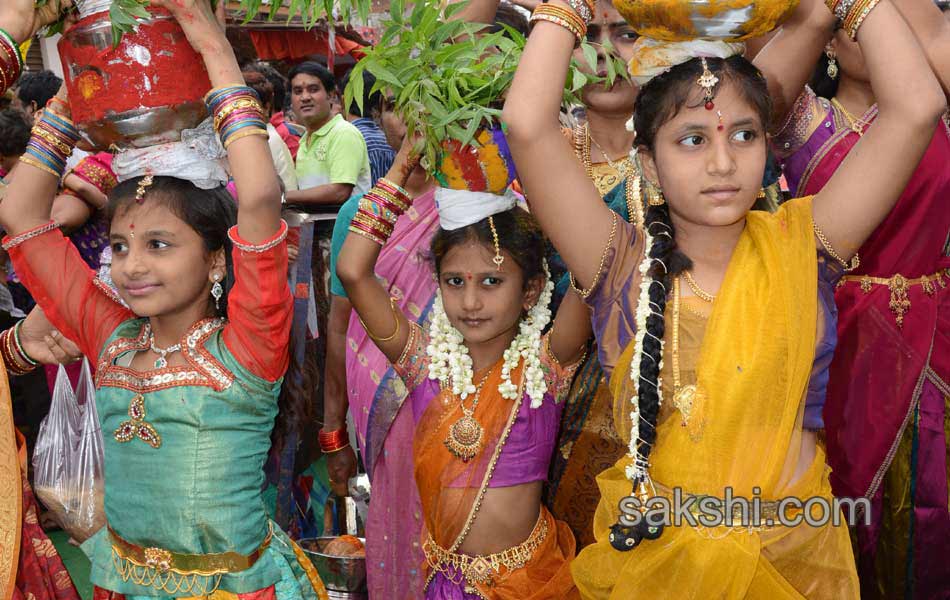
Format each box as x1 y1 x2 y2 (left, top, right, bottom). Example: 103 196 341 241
32 360 106 542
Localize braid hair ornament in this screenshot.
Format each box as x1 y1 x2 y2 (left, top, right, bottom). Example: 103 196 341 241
609 208 675 551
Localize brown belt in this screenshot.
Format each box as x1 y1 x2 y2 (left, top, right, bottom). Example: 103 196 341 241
109 523 272 576
837 268 949 327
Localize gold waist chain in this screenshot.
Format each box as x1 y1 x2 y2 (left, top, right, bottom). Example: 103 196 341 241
837 268 949 327
109 523 272 595
423 513 548 593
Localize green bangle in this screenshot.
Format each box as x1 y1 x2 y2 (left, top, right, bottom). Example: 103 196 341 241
0 29 24 67
13 320 40 367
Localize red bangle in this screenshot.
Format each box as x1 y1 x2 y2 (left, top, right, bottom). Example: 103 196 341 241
319 428 349 452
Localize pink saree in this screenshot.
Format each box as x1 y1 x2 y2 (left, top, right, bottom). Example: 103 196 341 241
778 91 950 598
344 188 438 598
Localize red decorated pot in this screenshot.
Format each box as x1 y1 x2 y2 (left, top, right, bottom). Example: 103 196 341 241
57 4 211 149
435 125 517 195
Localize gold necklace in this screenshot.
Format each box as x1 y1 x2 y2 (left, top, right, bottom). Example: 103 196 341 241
683 271 716 303
672 277 701 428
831 98 870 136
444 371 493 462
574 122 645 229
587 123 631 177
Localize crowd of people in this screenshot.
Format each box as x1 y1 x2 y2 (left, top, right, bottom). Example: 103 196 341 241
0 0 947 598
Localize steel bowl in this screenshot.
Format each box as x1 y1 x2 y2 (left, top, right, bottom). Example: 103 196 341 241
298 537 367 596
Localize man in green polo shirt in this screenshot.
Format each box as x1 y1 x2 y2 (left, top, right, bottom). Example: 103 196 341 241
285 62 371 209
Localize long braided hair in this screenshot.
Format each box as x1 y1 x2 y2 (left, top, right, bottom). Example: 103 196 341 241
609 55 772 550
631 54 771 465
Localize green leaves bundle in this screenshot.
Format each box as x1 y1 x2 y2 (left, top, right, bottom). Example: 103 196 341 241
39 0 372 43
344 0 629 172
344 0 524 171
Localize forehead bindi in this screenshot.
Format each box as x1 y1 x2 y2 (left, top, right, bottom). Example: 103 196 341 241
110 203 189 236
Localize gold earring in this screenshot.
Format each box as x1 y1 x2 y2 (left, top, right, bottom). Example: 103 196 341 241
825 46 838 79
647 182 665 206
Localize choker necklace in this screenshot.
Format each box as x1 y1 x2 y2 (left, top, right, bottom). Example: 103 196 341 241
445 370 493 462
149 335 182 369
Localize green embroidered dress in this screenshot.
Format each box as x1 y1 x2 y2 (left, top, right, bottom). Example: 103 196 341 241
4 220 326 599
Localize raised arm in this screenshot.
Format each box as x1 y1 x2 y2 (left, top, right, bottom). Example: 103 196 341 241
501 4 616 291
812 0 945 260
155 0 282 244
548 290 591 366
751 0 836 130
891 0 950 97
335 144 416 364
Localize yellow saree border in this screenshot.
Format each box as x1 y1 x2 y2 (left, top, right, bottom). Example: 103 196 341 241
0 365 21 600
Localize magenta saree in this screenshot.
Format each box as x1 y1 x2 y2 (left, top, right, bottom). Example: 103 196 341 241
777 89 950 598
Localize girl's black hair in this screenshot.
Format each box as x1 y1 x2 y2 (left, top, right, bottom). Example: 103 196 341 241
429 207 546 289
0 109 30 157
629 55 770 462
106 176 310 454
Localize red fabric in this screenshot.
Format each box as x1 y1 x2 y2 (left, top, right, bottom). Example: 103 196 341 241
5 224 133 360
222 221 293 382
248 30 365 62
815 121 950 500
271 113 302 160
13 430 80 600
6 220 293 383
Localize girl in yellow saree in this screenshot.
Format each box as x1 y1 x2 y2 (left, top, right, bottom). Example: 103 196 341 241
502 0 946 596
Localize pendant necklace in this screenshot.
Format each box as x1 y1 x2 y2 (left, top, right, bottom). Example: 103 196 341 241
149 335 181 369
444 370 493 462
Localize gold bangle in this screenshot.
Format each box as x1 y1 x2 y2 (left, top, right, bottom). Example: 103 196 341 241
531 4 587 39
813 222 860 272
377 177 410 201
323 443 351 454
569 211 618 299
347 225 387 246
222 127 269 149
844 0 881 40
357 297 401 343
18 154 61 178
352 212 394 236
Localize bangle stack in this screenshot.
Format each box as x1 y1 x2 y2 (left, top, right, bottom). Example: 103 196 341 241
319 427 350 454
0 28 23 97
20 111 81 179
348 178 412 246
205 86 269 149
530 0 593 42
825 0 882 39
842 0 881 40
0 321 40 376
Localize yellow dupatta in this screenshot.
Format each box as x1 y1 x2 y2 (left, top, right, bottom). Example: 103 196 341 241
0 364 21 600
572 198 859 598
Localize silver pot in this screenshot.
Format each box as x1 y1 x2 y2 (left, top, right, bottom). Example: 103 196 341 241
297 537 367 598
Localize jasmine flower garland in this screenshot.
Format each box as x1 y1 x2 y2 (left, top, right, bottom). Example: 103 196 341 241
427 261 555 408
624 226 665 483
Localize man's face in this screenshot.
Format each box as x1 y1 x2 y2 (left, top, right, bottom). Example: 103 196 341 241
290 73 333 130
